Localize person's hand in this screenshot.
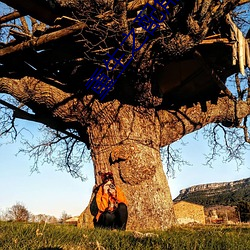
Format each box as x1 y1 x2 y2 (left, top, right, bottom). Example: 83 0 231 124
108 187 116 196
103 183 110 194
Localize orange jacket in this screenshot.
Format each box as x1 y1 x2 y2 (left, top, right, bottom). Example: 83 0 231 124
95 185 127 221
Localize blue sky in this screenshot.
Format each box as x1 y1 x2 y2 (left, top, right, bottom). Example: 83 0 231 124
0 119 249 218
0 120 95 218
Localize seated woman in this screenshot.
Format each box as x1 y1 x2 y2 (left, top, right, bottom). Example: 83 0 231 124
95 172 128 230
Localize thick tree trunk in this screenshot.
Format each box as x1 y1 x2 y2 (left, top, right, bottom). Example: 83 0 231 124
78 144 176 230
89 144 176 230
78 103 176 230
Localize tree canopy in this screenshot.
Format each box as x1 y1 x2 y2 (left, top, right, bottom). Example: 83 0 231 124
0 0 250 175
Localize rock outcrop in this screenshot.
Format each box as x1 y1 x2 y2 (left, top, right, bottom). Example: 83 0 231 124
174 178 250 206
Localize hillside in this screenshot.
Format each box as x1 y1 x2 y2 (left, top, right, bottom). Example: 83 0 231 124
174 178 250 207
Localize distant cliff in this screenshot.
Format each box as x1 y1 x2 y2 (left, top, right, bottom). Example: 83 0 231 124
174 178 250 206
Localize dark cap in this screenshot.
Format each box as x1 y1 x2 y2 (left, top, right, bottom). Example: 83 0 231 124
101 172 114 182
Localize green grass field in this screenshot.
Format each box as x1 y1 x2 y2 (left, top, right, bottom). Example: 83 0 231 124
0 221 249 250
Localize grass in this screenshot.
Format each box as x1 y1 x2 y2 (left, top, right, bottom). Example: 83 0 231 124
0 221 249 250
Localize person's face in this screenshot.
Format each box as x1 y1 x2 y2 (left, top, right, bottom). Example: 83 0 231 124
104 177 114 185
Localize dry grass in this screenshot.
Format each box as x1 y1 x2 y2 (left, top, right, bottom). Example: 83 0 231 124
0 221 249 249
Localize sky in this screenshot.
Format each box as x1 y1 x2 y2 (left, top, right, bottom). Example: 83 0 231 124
0 119 249 218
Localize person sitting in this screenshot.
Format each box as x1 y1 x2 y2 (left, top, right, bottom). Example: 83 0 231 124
95 172 128 230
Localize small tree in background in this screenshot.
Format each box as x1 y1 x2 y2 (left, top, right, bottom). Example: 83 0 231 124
59 211 72 223
236 201 250 222
7 202 30 222
0 209 4 221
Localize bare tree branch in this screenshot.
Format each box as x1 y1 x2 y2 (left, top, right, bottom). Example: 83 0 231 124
19 127 89 180
161 143 191 178
203 123 250 167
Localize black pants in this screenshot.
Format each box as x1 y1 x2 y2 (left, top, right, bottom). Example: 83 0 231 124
97 203 128 230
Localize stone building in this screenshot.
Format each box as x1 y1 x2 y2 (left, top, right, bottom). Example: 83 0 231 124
174 201 205 224
65 216 79 226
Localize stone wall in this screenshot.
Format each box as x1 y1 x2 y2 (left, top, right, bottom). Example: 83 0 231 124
174 201 205 224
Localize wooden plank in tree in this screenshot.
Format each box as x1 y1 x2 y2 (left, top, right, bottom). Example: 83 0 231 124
9 29 31 41
0 22 87 58
200 38 232 45
1 0 60 24
0 11 22 24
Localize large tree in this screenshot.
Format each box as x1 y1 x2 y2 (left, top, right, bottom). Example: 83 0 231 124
0 0 249 230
